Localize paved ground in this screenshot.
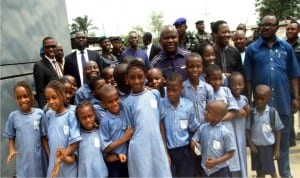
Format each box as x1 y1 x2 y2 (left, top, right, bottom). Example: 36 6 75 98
247 112 300 177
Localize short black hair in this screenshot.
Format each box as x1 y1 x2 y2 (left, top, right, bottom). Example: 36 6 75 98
126 59 147 75
212 20 227 34
167 72 182 84
205 64 222 77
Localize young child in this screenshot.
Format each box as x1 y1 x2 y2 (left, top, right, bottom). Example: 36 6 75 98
74 60 100 104
42 80 82 177
102 66 117 87
63 75 78 104
59 78 76 111
205 64 241 176
75 101 109 177
182 52 214 125
228 72 250 178
191 100 236 177
3 81 46 177
99 84 134 177
147 67 166 97
113 63 131 102
161 72 200 177
246 84 283 178
122 59 171 177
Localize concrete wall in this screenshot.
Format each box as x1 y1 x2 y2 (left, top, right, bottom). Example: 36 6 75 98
0 0 71 176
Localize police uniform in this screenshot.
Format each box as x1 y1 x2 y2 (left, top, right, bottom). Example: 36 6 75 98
195 20 212 45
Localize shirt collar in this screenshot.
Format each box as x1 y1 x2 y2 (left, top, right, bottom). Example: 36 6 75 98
257 36 281 48
254 105 270 114
44 55 56 62
161 47 187 60
76 48 87 54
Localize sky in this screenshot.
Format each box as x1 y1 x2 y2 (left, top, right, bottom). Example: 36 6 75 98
65 0 258 37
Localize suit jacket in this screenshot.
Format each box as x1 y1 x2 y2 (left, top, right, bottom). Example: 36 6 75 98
33 56 60 108
148 44 161 61
64 49 101 88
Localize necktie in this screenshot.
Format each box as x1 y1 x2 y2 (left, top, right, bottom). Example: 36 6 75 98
52 60 62 78
81 51 86 70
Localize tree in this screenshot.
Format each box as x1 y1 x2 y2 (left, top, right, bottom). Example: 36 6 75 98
149 11 164 38
69 15 98 35
255 0 300 21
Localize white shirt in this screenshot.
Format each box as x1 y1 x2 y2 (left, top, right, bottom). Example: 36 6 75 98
145 43 152 58
76 49 89 86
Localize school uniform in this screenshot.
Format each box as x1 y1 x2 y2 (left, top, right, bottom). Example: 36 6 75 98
200 73 228 86
192 122 236 177
3 108 47 177
100 110 128 177
233 95 249 178
78 128 108 177
161 97 200 177
74 83 100 105
41 110 82 177
94 104 105 123
123 89 172 177
246 105 284 174
213 86 240 173
182 78 214 124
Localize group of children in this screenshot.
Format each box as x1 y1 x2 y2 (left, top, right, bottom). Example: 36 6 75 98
4 43 283 178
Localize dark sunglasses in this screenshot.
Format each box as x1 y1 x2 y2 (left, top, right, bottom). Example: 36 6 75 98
44 45 56 49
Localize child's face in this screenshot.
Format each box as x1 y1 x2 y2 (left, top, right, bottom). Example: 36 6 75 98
64 83 73 105
202 45 216 68
167 80 183 105
186 57 203 81
45 87 65 113
147 69 165 90
14 86 33 113
67 77 78 95
104 68 116 85
127 68 145 93
254 91 270 110
229 75 244 98
102 90 120 115
77 106 96 131
204 103 221 125
93 79 106 100
84 62 100 80
207 70 222 91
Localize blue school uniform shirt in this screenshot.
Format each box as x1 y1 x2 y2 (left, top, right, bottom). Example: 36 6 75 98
213 86 240 172
3 108 47 177
75 83 100 105
94 104 105 123
244 36 300 117
78 128 108 177
41 109 82 177
182 78 214 124
192 122 236 176
123 89 172 177
246 105 284 146
161 97 200 149
100 110 128 154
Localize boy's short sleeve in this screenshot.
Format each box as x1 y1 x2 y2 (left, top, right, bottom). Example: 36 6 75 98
274 110 284 131
67 111 82 145
3 112 16 138
99 115 113 151
223 129 236 152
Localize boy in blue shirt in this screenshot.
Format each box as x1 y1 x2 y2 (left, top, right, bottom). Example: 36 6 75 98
191 100 236 177
161 72 200 177
246 84 283 178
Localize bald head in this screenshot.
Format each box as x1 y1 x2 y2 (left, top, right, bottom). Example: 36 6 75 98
255 84 271 96
208 100 228 118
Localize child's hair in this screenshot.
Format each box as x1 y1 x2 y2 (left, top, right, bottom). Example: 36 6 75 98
113 63 128 85
209 100 228 118
13 81 34 104
122 55 135 64
228 72 244 86
167 72 183 84
58 78 72 86
98 84 117 101
101 66 114 77
197 42 212 56
46 80 65 101
88 76 105 92
75 100 99 127
205 64 222 77
255 84 271 96
186 52 202 64
126 59 147 75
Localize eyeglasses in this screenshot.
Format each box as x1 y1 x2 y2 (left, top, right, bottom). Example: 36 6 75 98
44 45 56 49
260 23 278 27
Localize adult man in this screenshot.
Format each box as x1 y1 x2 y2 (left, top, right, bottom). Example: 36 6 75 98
120 31 149 67
173 17 199 52
212 20 243 76
232 30 247 64
99 36 119 69
110 36 123 62
244 14 300 177
64 31 101 88
286 21 300 145
142 32 161 61
33 36 63 108
150 25 190 80
55 43 65 70
195 20 212 45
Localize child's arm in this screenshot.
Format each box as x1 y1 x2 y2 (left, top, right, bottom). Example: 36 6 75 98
273 130 281 160
63 142 79 158
7 138 18 163
237 105 250 118
42 136 50 157
221 110 237 121
246 130 258 154
205 150 234 169
51 147 77 178
104 127 134 154
160 121 171 165
105 153 127 163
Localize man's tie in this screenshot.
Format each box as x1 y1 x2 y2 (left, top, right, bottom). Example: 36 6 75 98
81 51 86 69
52 60 62 78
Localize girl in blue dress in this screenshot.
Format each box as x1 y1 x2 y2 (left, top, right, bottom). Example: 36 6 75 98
42 80 81 177
3 81 47 177
123 59 172 177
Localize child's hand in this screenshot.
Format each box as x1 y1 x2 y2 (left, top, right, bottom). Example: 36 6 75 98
249 144 258 154
56 147 65 159
124 127 135 140
7 151 18 163
273 149 280 160
190 140 198 150
243 105 251 115
205 158 218 169
118 153 127 163
239 108 248 117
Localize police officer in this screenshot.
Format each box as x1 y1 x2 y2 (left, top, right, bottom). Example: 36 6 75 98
195 20 212 45
173 17 199 52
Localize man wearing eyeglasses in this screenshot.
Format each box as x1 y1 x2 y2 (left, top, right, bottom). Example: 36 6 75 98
33 36 63 108
244 14 300 178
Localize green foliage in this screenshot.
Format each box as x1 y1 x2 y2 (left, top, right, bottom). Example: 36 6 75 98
69 15 98 35
149 11 164 38
255 0 300 21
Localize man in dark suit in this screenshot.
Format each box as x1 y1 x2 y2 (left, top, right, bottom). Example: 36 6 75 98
143 32 161 61
33 36 63 108
64 31 101 88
